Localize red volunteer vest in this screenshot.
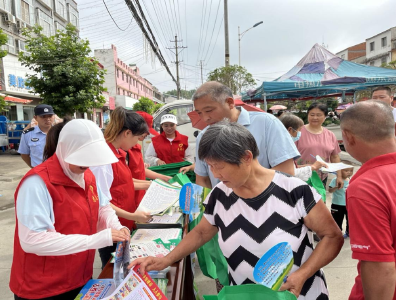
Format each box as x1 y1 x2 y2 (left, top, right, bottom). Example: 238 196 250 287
151 131 188 164
108 142 137 230
10 155 100 299
128 144 146 206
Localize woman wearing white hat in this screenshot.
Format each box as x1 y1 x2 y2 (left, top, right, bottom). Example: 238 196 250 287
10 119 130 300
145 114 194 166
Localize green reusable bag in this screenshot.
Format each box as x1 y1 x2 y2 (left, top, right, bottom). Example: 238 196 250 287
306 171 326 203
188 211 229 286
148 161 196 183
203 284 297 300
168 172 191 186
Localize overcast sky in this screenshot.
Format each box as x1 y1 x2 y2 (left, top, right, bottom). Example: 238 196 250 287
78 0 396 93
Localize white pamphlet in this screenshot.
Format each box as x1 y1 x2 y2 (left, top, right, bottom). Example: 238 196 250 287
316 155 353 173
136 180 180 215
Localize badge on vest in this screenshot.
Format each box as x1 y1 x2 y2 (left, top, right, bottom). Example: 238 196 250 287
31 138 39 142
90 185 98 202
178 143 183 151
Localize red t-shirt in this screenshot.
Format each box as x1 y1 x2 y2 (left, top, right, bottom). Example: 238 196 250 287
347 152 396 300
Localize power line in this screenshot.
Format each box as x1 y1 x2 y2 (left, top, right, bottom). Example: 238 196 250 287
206 17 224 63
103 0 134 31
124 0 177 87
203 0 221 62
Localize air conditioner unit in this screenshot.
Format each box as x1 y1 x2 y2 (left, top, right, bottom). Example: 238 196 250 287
4 14 16 25
16 20 27 29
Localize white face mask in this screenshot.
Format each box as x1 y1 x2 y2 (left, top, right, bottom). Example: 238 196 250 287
292 130 301 142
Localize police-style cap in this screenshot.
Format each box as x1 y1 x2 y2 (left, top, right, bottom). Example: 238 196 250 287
34 104 54 116
160 114 178 125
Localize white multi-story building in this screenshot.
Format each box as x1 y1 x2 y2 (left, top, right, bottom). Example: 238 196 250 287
0 0 79 121
366 26 396 67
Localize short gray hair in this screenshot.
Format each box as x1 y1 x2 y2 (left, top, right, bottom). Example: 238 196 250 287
340 100 395 142
192 81 233 104
279 113 304 130
198 121 259 165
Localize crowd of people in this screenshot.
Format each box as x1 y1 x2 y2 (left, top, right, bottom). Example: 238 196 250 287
9 82 396 300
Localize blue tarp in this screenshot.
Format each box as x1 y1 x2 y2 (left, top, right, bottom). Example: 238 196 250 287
243 44 396 101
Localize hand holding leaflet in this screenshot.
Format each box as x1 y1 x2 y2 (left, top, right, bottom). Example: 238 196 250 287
315 155 352 173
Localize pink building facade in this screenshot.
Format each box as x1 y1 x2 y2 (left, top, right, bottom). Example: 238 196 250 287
94 45 154 101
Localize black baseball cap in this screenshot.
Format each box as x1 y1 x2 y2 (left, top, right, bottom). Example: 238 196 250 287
34 104 54 116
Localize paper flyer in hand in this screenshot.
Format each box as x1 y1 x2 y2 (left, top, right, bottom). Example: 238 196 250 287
102 265 167 300
136 180 181 215
316 155 353 173
253 242 294 291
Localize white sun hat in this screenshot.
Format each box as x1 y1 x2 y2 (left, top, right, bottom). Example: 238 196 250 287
160 114 178 125
55 119 118 188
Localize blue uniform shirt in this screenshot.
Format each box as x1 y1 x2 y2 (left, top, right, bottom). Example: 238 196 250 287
194 107 301 188
18 126 47 167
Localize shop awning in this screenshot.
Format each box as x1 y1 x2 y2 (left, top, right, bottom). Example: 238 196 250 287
4 95 33 104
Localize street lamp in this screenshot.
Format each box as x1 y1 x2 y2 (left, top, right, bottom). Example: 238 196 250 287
238 21 263 66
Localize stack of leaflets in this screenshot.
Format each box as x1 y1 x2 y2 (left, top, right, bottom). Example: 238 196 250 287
74 279 116 299
136 179 181 215
136 212 183 229
75 241 167 300
129 228 182 261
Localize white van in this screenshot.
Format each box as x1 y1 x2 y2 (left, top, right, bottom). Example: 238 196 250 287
141 100 199 162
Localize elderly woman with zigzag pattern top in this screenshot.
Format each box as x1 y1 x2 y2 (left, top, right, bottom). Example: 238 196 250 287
129 121 343 300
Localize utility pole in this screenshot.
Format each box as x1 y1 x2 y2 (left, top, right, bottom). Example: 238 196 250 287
168 35 187 99
199 60 206 84
224 0 230 66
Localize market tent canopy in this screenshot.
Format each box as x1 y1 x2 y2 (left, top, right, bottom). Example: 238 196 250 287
243 43 396 101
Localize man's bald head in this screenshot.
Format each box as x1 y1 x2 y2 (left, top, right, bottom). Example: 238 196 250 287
192 81 233 104
340 100 395 142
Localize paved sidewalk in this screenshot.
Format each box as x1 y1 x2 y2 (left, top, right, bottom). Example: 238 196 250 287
0 151 31 211
0 151 360 299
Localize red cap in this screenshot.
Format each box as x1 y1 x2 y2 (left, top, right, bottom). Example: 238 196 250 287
136 111 159 136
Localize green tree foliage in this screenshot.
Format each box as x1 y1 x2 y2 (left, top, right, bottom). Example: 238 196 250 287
132 97 156 114
153 103 164 114
381 60 396 69
18 24 106 117
207 65 256 94
0 28 9 112
164 89 196 99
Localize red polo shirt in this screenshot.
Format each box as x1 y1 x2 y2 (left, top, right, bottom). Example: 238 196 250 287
347 152 396 300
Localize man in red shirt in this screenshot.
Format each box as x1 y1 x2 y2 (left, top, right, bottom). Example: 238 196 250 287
341 100 396 300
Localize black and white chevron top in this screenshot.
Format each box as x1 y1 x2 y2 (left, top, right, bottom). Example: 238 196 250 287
204 172 329 300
